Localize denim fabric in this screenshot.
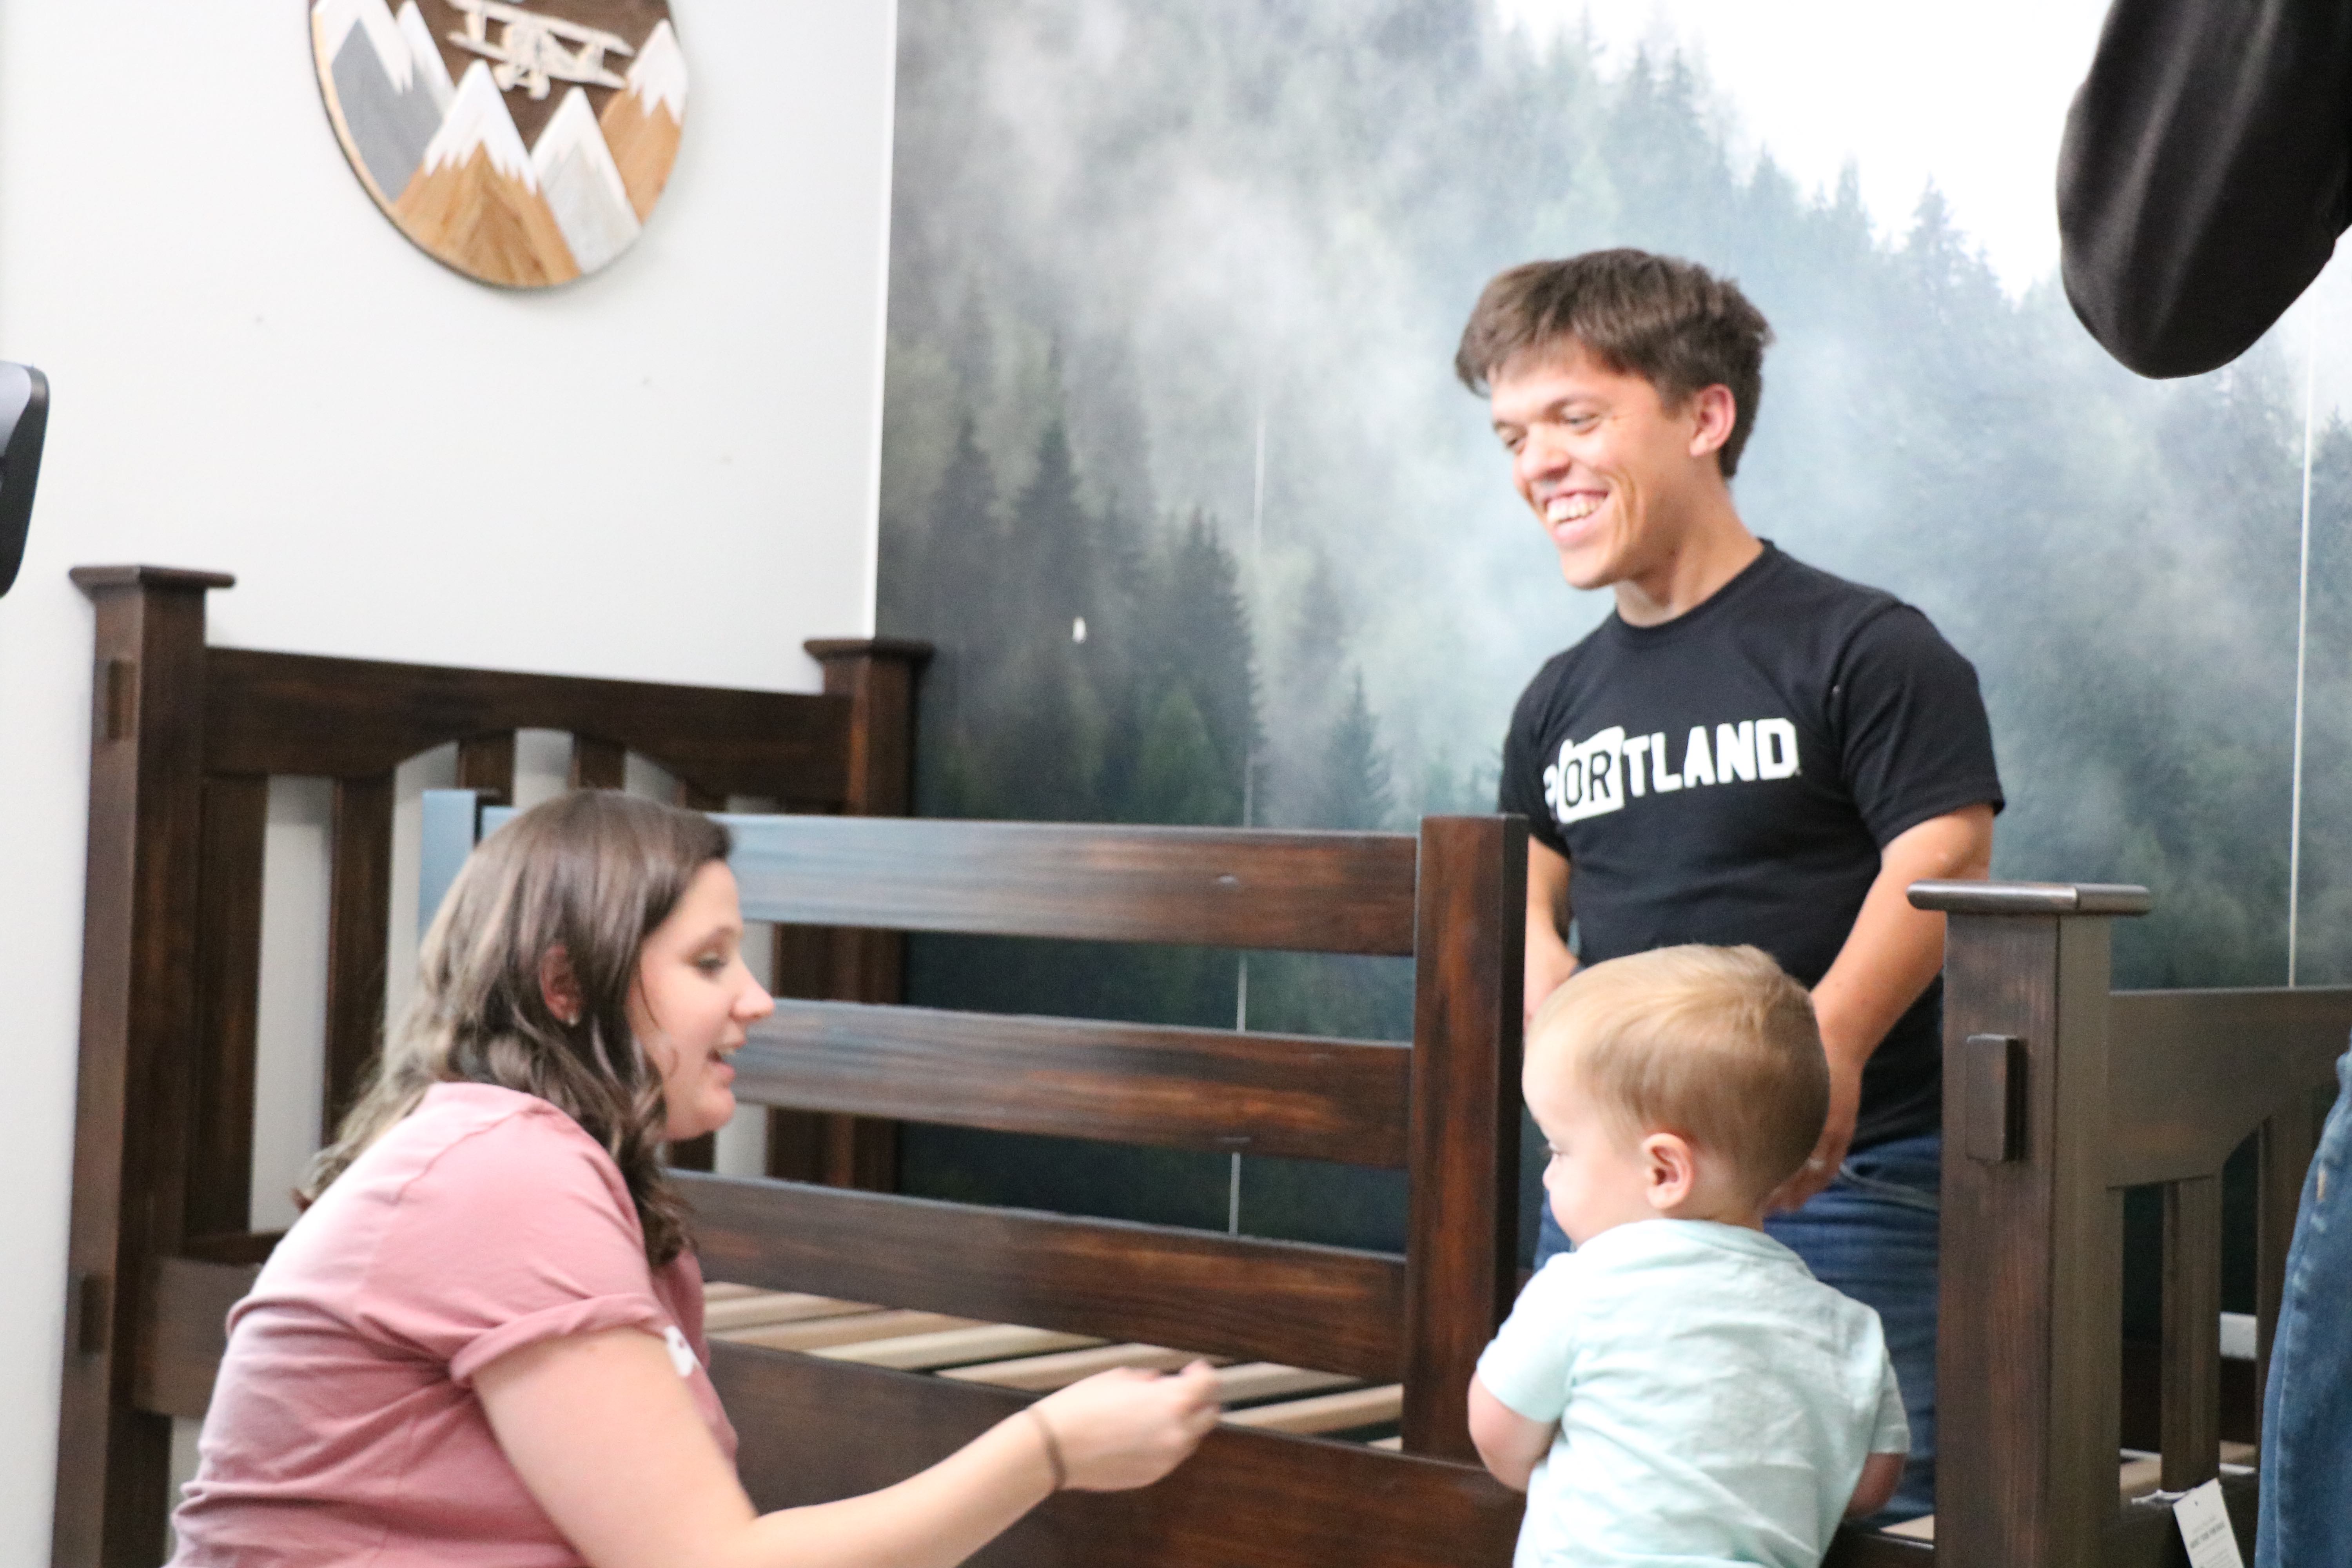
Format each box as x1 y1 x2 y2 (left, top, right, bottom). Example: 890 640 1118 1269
1531 1132 1942 1522
2256 1046 2352 1568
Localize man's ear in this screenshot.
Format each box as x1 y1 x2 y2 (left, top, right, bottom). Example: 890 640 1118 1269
539 944 583 1025
1684 384 1737 461
1640 1132 1697 1212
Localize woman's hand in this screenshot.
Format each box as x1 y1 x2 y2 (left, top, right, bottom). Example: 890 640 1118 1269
1028 1362 1220 1490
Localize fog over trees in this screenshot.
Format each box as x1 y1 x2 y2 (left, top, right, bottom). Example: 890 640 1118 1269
875 0 2352 1250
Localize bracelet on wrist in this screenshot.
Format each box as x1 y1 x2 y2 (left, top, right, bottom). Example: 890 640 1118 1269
1025 1406 1068 1492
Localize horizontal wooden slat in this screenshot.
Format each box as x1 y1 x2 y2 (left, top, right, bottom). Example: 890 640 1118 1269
709 1341 1525 1568
137 1256 261 1420
677 1172 1405 1380
1215 1364 1359 1404
812 1324 1102 1370
2107 987 2352 1186
722 815 1419 955
1224 1385 1401 1434
735 1002 1411 1165
204 647 851 801
700 1292 872 1334
940 1343 1207 1390
723 1310 982 1353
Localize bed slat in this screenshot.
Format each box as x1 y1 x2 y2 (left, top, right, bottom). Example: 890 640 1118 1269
733 1003 1411 1166
323 773 394 1128
722 816 1418 955
188 774 268 1237
679 1172 1405 1380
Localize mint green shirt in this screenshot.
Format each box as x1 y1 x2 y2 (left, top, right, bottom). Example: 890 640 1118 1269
1477 1220 1908 1568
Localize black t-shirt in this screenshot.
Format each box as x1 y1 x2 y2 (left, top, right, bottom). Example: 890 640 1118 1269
2059 0 2352 377
1500 544 2004 1151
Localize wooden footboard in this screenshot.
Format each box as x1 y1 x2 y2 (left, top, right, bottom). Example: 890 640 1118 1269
1913 881 2348 1568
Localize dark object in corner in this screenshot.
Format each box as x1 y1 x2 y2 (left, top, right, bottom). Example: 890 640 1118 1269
0 363 49 598
2058 0 2352 378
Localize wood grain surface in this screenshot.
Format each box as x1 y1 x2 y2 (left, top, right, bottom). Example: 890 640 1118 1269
732 1001 1411 1165
679 1172 1404 1379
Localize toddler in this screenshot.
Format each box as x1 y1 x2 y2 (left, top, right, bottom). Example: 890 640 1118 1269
1470 944 1910 1566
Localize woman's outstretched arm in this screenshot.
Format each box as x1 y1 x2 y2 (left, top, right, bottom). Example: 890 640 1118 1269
478 1327 1220 1568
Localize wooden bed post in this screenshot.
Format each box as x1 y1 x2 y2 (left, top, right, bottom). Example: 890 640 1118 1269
1400 815 1526 1459
57 566 234 1568
1910 880 2151 1568
785 638 931 1191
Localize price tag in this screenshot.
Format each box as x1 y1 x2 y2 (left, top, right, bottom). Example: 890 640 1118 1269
2174 1479 2245 1568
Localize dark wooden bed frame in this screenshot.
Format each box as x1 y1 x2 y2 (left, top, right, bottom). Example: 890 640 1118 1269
53 565 1533 1568
52 564 2352 1568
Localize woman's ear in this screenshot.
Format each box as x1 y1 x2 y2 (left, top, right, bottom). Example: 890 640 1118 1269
1640 1132 1697 1212
539 945 583 1025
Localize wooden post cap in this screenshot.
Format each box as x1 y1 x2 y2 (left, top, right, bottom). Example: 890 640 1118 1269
70 564 235 596
1906 879 2154 916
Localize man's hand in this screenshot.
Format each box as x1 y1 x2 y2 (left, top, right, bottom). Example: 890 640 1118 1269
1774 1044 1862 1211
1778 804 1995 1212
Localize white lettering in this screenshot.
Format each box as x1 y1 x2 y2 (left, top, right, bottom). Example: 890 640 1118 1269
1650 732 1681 791
1682 726 1716 788
1757 717 1800 780
1551 727 1628 824
1715 720 1757 782
1621 733 1648 797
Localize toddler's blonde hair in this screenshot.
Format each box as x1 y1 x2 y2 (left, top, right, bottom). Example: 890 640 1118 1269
1531 944 1830 1206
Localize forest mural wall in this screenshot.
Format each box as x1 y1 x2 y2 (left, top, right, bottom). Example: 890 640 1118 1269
873 0 2352 1263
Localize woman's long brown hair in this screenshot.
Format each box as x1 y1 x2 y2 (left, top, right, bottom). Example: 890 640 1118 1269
302 790 730 1267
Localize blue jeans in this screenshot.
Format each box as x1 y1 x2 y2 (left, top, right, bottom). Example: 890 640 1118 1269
1532 1132 1942 1522
2256 1046 2352 1568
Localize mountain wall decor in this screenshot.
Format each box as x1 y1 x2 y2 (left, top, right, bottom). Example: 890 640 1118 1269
311 0 686 288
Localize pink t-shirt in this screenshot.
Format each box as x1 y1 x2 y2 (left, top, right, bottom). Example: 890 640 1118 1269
169 1082 737 1567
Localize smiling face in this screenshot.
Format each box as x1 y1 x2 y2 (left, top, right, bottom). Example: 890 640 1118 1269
627 861 774 1143
1488 343 1734 602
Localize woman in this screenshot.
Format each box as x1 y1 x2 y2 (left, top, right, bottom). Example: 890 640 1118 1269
170 791 1218 1567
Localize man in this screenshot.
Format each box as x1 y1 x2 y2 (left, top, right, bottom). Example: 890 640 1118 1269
1460 250 2002 1520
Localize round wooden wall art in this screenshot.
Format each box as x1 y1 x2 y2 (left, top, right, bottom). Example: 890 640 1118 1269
310 0 685 288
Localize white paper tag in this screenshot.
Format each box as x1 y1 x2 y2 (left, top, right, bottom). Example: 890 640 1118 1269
662 1324 699 1378
2174 1479 2245 1568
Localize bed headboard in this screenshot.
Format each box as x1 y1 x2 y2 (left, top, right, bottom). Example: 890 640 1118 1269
57 564 926 1567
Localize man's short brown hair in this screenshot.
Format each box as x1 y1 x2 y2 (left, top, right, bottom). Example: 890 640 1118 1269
1455 249 1774 478
1530 944 1828 1206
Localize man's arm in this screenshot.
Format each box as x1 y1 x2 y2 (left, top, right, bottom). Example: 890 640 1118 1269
1468 1374 1555 1494
1776 802 1994 1210
1524 839 1579 1025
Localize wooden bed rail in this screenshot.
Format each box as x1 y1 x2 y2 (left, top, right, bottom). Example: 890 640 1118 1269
734 1003 1412 1164
1914 879 2348 1568
721 815 1420 953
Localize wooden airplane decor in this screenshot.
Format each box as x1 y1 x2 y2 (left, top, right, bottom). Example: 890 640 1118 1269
310 0 686 288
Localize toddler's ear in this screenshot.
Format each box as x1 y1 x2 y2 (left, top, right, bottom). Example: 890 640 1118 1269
1639 1132 1697 1211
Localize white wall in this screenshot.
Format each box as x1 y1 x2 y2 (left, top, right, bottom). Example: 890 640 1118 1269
0 2 898 1553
